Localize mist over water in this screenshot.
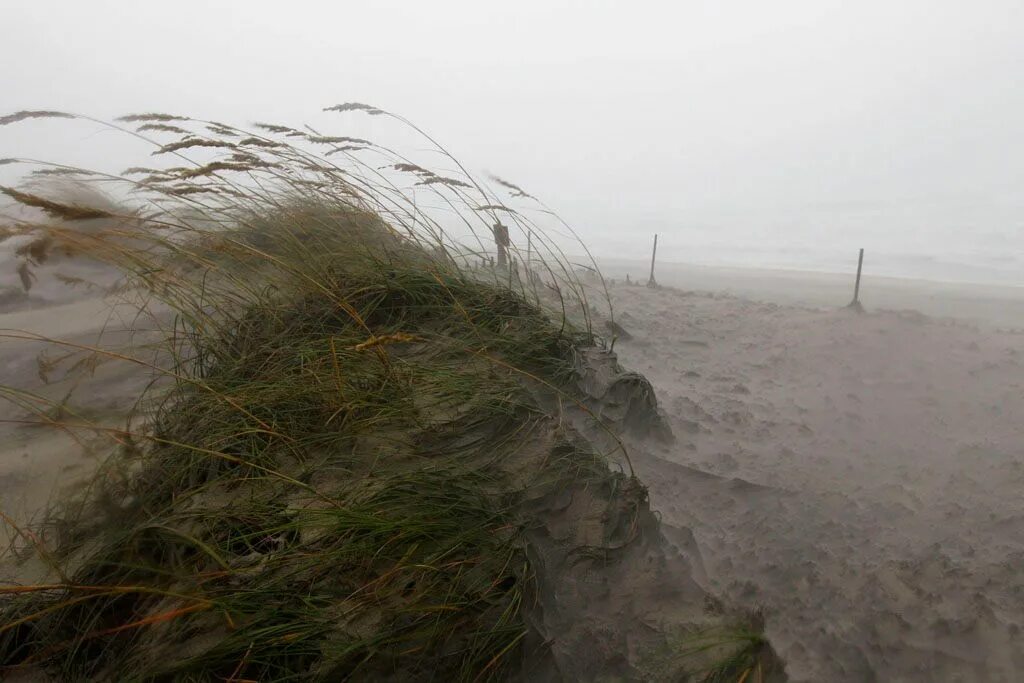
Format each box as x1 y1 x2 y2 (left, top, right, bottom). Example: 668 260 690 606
4 3 1024 681
604 240 1024 287
4 0 1024 288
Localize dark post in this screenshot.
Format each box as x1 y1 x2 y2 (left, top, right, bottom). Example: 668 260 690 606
493 222 510 268
849 248 865 310
646 233 659 288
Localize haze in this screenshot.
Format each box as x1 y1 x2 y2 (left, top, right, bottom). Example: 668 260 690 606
6 4 1024 680
3 0 1023 282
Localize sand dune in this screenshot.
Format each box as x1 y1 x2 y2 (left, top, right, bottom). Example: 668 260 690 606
3 263 1024 679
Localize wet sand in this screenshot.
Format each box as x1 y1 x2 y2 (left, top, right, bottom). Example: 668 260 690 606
4 261 1024 679
0 293 161 538
610 278 1024 681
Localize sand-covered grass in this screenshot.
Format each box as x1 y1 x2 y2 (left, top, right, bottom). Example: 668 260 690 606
0 108 777 681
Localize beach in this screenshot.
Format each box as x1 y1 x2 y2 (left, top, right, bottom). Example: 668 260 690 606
0 288 161 536
602 257 1024 329
4 258 1024 679
606 269 1024 680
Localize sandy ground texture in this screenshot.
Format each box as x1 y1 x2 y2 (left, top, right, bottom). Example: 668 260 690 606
609 279 1024 682
0 299 160 525
4 256 1024 680
0 252 163 569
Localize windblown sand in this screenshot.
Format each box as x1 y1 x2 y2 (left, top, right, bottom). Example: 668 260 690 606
3 262 1024 680
611 279 1024 681
0 274 161 539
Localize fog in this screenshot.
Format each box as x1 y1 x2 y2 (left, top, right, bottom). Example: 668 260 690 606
3 0 1023 282
6 5 1024 680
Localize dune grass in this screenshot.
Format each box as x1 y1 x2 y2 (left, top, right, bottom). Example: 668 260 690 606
0 212 605 680
0 107 620 681
0 106 777 681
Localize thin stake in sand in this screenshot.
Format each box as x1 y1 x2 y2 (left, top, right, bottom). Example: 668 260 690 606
848 247 865 312
646 233 659 289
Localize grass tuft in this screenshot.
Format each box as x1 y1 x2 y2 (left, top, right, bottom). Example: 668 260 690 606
0 186 117 221
0 111 75 126
0 106 633 681
0 105 777 682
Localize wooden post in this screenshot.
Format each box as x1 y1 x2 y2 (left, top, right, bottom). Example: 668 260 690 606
849 248 865 311
493 222 509 268
646 233 659 288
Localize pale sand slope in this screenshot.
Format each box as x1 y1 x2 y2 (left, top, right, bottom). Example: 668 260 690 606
0 248 161 543
610 280 1024 681
0 294 161 549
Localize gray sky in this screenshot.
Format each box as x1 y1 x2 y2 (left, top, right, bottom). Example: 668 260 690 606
3 0 1023 278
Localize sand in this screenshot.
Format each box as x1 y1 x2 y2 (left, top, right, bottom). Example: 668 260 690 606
609 275 1024 681
4 260 1024 680
0 288 161 540
603 257 1024 330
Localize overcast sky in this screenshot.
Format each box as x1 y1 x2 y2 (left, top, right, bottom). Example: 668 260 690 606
3 0 1023 274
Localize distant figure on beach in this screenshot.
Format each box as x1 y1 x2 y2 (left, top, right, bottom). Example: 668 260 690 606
492 222 510 268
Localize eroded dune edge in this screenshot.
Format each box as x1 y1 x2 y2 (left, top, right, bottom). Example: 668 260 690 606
0 109 779 682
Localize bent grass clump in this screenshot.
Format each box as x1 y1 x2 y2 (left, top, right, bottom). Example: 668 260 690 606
0 107 778 681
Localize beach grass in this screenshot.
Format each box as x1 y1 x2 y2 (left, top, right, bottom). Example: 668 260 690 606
0 106 612 681
0 107 774 681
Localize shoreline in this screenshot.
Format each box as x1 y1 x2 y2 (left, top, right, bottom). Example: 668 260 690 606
598 257 1024 329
